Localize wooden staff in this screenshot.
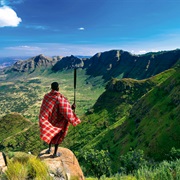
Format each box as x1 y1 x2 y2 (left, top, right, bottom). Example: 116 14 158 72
73 68 77 164
74 68 77 112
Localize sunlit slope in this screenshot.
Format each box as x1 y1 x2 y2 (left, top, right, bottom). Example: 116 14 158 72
0 113 46 154
63 67 179 172
114 66 180 160
0 113 32 143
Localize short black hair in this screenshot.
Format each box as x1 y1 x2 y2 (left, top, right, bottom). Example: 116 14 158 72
51 82 59 91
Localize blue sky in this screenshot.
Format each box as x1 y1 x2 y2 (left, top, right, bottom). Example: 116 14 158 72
0 0 180 57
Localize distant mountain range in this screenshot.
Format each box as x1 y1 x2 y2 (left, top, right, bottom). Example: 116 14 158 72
11 54 57 73
3 49 180 82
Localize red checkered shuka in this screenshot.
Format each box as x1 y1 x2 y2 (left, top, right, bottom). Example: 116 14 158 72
39 90 81 144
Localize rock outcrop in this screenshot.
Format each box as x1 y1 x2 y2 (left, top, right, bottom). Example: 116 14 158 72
0 148 84 180
52 55 84 71
0 152 7 173
38 147 84 180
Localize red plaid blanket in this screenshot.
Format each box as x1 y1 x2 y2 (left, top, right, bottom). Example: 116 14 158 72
39 90 81 144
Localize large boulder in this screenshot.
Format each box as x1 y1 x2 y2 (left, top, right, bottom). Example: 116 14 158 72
38 147 84 180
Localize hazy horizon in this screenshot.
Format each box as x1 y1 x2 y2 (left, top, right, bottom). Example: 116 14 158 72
0 48 179 59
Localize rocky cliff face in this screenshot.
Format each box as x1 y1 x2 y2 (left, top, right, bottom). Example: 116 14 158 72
12 54 58 72
52 55 84 71
85 49 180 81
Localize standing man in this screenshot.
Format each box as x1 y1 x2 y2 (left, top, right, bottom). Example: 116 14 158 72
39 82 81 157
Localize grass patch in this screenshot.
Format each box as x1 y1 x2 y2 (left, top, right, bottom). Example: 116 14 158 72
3 153 51 180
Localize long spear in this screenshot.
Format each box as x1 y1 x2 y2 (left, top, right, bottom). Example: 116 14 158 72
73 68 77 164
74 68 77 112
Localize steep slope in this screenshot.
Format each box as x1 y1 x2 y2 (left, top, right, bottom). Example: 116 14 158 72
62 76 157 148
0 113 32 143
113 66 180 160
62 67 179 173
0 113 46 154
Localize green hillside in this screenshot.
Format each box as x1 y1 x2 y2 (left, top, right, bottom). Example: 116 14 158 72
0 113 32 143
118 66 180 160
0 113 46 154
62 67 179 173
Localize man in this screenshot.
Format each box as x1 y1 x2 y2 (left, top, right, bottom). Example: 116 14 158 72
39 82 81 157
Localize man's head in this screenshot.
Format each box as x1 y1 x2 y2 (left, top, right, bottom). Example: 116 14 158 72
51 82 59 91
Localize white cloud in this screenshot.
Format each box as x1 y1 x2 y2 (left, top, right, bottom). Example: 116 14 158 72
138 50 147 54
3 45 43 56
78 27 85 31
0 6 22 27
6 45 42 51
25 25 47 30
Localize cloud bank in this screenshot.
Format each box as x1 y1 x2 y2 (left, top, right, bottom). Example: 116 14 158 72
0 6 22 27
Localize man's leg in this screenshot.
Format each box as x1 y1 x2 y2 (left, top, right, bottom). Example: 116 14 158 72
45 142 52 154
48 143 52 153
51 131 63 157
53 144 61 157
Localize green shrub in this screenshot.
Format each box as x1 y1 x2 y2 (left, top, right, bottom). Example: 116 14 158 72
168 147 180 160
135 159 180 180
119 149 147 174
81 149 111 179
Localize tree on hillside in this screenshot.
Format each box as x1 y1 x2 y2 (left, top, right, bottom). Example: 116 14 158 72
81 149 111 179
